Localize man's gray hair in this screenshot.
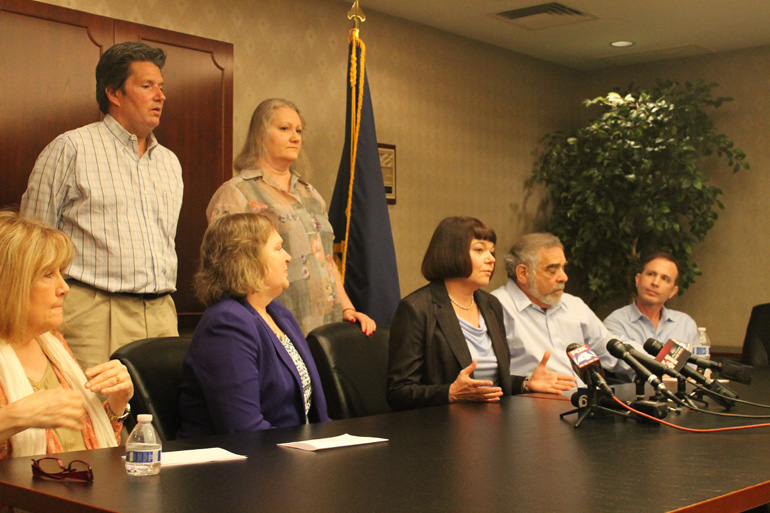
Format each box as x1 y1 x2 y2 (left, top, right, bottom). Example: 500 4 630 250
504 233 564 282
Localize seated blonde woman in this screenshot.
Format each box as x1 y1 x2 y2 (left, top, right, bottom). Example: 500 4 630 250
178 213 329 437
0 211 134 458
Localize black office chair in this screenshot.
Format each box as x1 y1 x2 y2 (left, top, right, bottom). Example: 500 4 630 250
110 336 191 441
306 322 391 420
741 303 770 367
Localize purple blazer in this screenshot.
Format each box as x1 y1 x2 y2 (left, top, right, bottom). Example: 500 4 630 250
177 297 330 438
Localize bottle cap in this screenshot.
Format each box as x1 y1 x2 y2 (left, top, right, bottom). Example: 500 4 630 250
137 414 153 423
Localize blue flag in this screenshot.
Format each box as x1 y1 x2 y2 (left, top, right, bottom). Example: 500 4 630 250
329 32 400 326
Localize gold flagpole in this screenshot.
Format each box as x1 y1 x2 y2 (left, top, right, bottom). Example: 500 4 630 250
338 1 367 283
347 0 366 32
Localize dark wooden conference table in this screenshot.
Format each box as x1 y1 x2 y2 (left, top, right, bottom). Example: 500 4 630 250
1 370 770 513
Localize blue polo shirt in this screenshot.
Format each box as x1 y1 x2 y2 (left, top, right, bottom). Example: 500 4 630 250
603 302 698 348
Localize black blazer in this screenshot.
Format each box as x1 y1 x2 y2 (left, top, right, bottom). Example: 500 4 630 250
387 281 525 411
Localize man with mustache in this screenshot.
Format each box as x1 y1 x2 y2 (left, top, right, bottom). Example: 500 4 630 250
491 233 637 383
603 252 697 348
21 41 183 372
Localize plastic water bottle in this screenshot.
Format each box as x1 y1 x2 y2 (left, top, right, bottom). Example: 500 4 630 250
693 327 711 360
125 414 161 476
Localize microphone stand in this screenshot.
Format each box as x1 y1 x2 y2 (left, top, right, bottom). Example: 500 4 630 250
560 376 629 428
673 376 703 408
687 366 727 408
687 389 710 407
650 375 692 409
634 375 687 412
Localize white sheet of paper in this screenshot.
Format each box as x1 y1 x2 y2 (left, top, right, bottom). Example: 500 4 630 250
160 447 247 467
278 433 388 452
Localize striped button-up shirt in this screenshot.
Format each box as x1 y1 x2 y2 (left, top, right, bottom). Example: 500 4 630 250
21 114 183 294
492 279 638 384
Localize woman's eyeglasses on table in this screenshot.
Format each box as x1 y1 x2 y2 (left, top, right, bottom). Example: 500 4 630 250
31 457 93 482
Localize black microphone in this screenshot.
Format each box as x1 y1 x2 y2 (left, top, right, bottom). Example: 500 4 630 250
719 360 753 385
620 342 701 407
606 339 683 405
566 343 614 397
623 343 686 379
644 338 752 385
643 339 738 409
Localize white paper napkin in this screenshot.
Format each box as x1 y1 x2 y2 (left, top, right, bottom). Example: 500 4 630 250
160 447 247 467
278 433 388 452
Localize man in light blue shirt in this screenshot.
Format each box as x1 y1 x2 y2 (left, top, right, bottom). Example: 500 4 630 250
21 41 183 371
604 252 697 348
491 233 637 384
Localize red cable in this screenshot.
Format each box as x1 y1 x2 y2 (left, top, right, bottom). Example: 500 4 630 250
611 396 770 433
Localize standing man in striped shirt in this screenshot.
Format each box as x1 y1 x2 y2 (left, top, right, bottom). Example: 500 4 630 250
21 41 183 371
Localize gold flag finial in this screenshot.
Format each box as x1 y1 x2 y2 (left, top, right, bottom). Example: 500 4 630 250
347 0 366 31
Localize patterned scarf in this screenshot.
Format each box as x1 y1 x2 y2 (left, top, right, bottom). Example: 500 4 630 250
0 332 116 456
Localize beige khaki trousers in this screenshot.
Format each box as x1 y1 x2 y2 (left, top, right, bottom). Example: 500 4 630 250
62 282 179 371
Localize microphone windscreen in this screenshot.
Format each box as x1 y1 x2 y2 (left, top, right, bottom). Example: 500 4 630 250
606 339 626 357
643 338 663 355
571 388 589 408
720 360 753 385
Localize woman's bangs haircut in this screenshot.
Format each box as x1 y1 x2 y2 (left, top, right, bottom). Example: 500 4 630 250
421 216 496 281
0 212 73 341
34 229 74 279
471 220 496 245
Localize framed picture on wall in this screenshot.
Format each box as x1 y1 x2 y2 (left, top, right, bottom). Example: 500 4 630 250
378 143 396 204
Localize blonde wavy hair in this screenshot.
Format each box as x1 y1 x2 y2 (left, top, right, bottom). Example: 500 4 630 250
195 213 277 306
0 211 73 342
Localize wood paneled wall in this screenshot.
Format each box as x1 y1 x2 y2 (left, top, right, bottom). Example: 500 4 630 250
0 0 233 329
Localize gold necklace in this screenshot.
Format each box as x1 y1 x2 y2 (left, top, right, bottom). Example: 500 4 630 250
28 377 42 391
27 364 49 392
448 294 474 310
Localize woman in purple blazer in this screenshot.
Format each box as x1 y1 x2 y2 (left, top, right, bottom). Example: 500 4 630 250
178 213 329 438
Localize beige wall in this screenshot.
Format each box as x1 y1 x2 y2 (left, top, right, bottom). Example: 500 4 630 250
37 0 578 295
38 0 767 351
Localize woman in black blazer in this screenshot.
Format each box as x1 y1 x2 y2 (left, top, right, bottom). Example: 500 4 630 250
387 217 575 411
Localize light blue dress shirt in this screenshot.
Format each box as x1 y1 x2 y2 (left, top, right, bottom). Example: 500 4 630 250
603 303 698 349
457 313 500 385
491 280 638 385
21 114 183 294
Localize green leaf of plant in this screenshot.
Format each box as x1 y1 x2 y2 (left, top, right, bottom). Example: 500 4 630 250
530 79 749 308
